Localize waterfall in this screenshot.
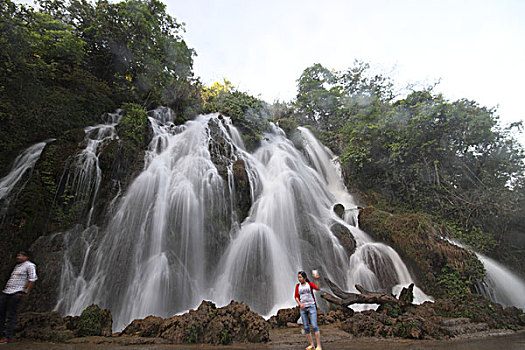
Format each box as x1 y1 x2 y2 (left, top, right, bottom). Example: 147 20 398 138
56 109 432 331
474 254 525 310
446 239 525 310
0 140 51 220
56 111 121 226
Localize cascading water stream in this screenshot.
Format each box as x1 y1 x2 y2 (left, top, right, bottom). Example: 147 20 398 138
0 140 52 220
447 239 525 310
56 112 121 226
56 109 432 331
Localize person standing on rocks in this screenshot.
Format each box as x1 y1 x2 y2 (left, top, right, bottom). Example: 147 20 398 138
295 270 322 350
0 251 37 344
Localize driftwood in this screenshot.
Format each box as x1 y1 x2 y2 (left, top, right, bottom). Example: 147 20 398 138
321 277 414 312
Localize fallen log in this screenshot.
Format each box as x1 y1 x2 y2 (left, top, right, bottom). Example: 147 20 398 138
321 277 414 310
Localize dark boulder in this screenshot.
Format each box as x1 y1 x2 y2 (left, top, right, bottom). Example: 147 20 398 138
330 223 356 256
268 306 300 328
121 316 163 337
233 158 251 222
333 203 345 219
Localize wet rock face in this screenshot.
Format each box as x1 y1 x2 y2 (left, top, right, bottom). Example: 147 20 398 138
330 222 356 256
233 158 251 222
0 128 85 288
207 118 235 180
333 203 345 219
23 230 68 312
1 112 153 310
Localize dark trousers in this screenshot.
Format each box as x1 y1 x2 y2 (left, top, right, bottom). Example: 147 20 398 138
0 292 22 339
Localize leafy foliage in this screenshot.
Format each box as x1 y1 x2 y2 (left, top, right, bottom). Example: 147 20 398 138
117 103 149 146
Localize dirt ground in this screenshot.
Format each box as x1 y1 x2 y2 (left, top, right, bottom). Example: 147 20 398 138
4 326 525 349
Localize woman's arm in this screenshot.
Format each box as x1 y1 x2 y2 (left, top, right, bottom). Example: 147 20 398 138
296 297 305 309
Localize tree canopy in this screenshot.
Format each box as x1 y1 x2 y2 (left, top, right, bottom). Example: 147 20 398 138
0 0 200 174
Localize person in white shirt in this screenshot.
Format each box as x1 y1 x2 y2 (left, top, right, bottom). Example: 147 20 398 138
0 251 37 344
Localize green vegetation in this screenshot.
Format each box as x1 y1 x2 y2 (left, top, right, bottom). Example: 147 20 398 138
436 264 472 300
182 323 204 343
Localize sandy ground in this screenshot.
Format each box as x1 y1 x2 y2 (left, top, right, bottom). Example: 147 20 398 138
3 326 525 349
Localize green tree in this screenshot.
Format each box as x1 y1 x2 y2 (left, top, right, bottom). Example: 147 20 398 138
38 0 198 110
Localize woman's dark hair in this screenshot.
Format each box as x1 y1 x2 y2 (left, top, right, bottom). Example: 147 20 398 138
298 270 310 283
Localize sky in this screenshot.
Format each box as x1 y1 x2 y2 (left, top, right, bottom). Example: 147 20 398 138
164 0 525 131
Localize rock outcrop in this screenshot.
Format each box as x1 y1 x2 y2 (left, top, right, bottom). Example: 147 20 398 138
122 300 269 345
330 222 356 257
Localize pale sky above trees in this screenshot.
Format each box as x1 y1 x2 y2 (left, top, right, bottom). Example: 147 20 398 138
167 0 524 131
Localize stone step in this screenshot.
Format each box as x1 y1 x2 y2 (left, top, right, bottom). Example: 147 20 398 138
439 317 471 327
441 322 489 336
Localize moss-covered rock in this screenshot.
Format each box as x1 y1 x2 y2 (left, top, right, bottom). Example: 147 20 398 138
0 128 85 290
337 294 523 339
358 206 485 299
76 304 113 337
1 104 154 310
333 203 345 219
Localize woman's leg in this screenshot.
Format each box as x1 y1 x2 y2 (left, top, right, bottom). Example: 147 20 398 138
308 306 321 349
300 308 314 348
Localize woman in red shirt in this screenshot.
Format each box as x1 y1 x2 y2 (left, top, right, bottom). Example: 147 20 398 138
295 270 322 350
